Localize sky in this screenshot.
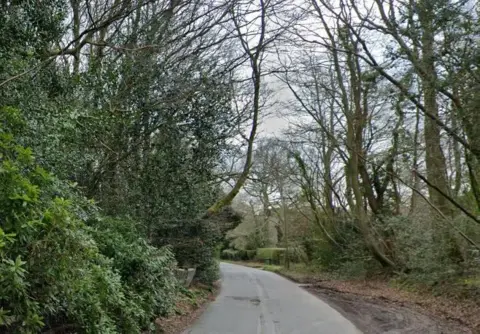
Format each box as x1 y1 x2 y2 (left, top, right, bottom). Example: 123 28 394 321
257 71 295 137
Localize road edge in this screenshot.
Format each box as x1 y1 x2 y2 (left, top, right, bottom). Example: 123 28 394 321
154 280 222 334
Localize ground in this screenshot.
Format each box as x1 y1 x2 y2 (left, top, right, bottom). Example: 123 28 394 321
228 262 478 334
308 285 468 333
183 262 359 334
157 262 479 333
154 282 220 334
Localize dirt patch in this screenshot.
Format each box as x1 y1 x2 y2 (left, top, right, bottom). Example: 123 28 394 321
282 271 477 334
154 281 220 334
304 279 480 332
308 286 469 334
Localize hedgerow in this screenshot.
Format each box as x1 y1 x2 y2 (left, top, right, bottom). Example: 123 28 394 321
0 108 177 333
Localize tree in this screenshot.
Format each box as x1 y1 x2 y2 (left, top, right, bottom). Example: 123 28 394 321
0 1 283 331
206 0 298 215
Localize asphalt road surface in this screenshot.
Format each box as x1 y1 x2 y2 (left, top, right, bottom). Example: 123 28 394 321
183 262 361 334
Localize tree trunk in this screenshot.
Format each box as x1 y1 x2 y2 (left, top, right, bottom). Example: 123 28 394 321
451 97 462 197
70 0 80 75
410 106 421 214
419 1 452 216
345 40 395 268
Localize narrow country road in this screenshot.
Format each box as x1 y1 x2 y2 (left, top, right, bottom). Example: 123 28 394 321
183 262 361 334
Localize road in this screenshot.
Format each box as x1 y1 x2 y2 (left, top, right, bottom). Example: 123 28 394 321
183 262 361 334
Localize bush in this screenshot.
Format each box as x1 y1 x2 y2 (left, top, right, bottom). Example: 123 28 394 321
221 249 240 260
89 217 177 330
256 248 286 264
153 219 222 284
307 218 371 271
384 214 480 285
244 250 257 260
0 109 177 333
309 237 345 269
220 249 256 261
195 260 220 283
255 247 308 264
285 246 309 263
335 260 368 279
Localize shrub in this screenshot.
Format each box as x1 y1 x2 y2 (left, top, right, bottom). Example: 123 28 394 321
307 218 371 271
240 249 257 261
285 246 309 263
0 109 177 333
195 260 220 283
335 260 368 279
153 219 222 284
221 249 240 260
0 137 121 331
384 214 480 285
309 237 345 269
256 247 308 264
220 249 257 261
88 217 177 330
256 248 286 264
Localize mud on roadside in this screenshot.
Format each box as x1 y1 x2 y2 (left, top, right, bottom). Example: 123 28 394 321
306 285 471 334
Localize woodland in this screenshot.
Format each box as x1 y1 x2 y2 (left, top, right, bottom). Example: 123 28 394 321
0 0 479 333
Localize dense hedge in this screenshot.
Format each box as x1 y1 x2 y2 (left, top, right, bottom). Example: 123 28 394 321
256 248 286 264
221 249 239 260
220 247 307 264
0 109 177 333
88 217 177 330
221 249 256 261
152 207 242 284
153 219 222 284
256 247 308 264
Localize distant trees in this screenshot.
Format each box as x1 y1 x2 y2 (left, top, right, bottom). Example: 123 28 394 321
225 0 480 275
267 0 480 274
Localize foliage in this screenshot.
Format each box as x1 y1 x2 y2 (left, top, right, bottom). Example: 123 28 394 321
244 225 270 250
1 0 246 297
149 206 242 285
0 109 177 333
195 260 220 284
256 248 285 264
255 247 307 265
221 249 256 261
285 246 309 264
88 217 177 330
263 264 284 273
307 219 371 270
385 214 480 286
244 250 257 260
221 249 240 260
0 0 311 332
153 219 222 284
4 0 480 329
